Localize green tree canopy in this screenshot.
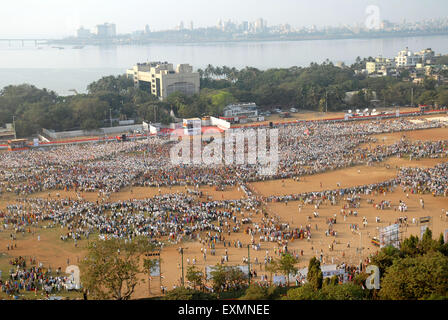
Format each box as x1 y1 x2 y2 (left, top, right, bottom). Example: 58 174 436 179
307 257 323 291
80 237 156 300
379 251 448 300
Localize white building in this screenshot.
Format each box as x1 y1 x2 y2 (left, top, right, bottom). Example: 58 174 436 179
366 56 396 74
76 26 92 38
183 118 202 136
297 264 346 279
416 48 435 65
127 62 200 101
254 18 266 33
223 103 259 118
395 47 420 68
95 23 116 38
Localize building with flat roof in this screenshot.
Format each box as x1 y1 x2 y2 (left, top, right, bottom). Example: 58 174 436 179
416 48 435 65
366 56 396 75
223 103 259 118
95 23 116 38
395 47 420 68
0 123 15 143
76 26 92 38
127 62 200 101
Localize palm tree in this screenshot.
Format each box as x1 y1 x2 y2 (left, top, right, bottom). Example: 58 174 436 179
205 64 214 79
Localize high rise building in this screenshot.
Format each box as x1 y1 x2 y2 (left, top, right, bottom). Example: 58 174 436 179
95 23 116 38
217 19 224 31
126 62 200 101
76 26 92 38
255 18 266 33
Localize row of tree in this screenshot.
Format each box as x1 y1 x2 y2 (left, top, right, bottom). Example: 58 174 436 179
2 57 448 137
198 60 448 111
78 228 447 300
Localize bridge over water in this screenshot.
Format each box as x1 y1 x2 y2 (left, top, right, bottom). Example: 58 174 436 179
0 39 51 46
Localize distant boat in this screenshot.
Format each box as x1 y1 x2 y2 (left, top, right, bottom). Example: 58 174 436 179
72 45 84 49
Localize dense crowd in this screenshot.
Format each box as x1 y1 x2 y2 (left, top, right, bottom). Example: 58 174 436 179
1 117 447 298
1 265 77 296
2 192 263 243
0 118 445 196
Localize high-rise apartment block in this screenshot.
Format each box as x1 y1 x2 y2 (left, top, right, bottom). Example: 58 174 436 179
127 62 200 100
95 23 116 38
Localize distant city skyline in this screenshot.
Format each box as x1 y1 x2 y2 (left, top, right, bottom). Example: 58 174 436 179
0 0 447 38
74 16 448 39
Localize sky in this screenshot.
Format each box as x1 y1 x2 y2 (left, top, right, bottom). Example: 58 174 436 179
0 0 447 38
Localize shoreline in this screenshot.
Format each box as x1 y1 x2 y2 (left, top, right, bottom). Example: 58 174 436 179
48 31 448 46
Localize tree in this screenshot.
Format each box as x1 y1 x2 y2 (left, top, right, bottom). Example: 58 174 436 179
400 235 420 257
227 266 248 289
437 233 448 256
265 260 277 286
80 237 156 300
423 77 437 91
240 284 269 300
420 227 438 254
210 264 228 293
210 264 247 293
275 254 298 287
320 283 366 300
379 251 448 300
87 75 134 95
436 89 448 107
81 118 101 131
370 245 401 276
285 283 324 300
186 266 204 290
307 257 323 291
208 90 235 116
417 90 437 106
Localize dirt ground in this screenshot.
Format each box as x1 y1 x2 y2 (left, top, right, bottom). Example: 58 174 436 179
1 119 448 299
364 127 448 148
250 164 399 197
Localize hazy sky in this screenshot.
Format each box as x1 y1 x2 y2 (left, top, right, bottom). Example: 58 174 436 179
1 0 447 38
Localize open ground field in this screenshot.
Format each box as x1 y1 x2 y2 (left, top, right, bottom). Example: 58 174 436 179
364 126 448 148
1 114 447 299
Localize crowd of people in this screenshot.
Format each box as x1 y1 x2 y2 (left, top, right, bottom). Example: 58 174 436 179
0 118 445 197
1 265 77 296
1 193 264 245
0 116 447 298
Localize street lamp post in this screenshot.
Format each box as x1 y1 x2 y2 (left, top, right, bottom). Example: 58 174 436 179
247 244 251 286
12 115 17 139
180 248 184 287
179 247 188 287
